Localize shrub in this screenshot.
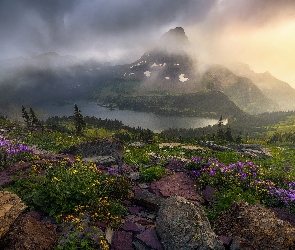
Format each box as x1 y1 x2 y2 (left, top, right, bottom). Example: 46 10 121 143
12 159 131 228
139 165 166 182
56 213 109 250
205 187 257 223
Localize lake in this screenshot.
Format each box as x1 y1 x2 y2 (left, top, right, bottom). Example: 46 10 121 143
40 101 218 132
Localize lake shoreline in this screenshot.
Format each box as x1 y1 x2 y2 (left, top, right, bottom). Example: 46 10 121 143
38 101 219 132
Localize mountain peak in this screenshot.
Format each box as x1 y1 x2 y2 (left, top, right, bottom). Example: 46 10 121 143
163 27 186 38
155 27 190 53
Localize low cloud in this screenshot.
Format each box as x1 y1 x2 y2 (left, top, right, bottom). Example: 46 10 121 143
1 0 295 85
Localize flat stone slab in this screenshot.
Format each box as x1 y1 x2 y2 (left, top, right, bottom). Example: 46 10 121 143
111 231 133 250
158 143 181 148
121 221 141 233
136 228 163 250
0 191 27 238
150 172 203 202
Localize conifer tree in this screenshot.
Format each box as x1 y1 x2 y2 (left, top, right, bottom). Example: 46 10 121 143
235 132 242 144
217 115 225 142
22 106 42 129
29 108 41 128
73 104 86 135
225 126 233 142
21 106 30 127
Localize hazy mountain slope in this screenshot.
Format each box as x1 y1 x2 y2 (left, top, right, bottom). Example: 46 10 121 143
0 53 116 115
104 27 277 114
229 63 295 111
200 64 278 114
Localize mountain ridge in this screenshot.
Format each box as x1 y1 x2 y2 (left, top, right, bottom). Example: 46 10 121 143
228 62 295 111
105 27 278 115
0 27 294 118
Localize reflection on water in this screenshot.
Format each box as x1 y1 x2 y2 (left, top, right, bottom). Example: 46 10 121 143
40 101 218 132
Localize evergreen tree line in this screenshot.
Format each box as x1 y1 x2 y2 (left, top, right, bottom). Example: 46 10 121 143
22 105 86 135
22 105 154 141
268 131 295 144
21 106 43 129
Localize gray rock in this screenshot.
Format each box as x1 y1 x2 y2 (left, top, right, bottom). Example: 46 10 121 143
133 239 152 250
138 183 150 189
61 138 124 165
133 190 164 212
129 142 146 147
82 155 116 166
105 227 114 245
130 172 140 181
202 142 272 158
156 196 224 250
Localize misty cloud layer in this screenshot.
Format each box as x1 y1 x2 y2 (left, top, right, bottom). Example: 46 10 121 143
1 0 295 84
0 0 215 62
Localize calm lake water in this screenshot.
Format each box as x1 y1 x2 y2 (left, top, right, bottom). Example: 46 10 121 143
40 101 218 132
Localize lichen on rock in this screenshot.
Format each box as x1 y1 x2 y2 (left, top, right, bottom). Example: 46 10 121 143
0 191 27 239
156 196 224 250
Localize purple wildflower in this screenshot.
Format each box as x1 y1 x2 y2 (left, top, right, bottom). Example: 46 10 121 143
210 169 215 176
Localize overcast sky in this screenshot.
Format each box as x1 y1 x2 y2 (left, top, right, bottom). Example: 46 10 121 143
1 0 295 86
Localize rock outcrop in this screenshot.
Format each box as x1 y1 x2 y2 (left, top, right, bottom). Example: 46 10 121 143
203 141 272 158
214 201 295 250
156 196 224 250
0 191 27 238
0 213 58 249
61 138 124 165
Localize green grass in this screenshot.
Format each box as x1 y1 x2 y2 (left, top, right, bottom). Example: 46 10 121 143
139 165 166 182
3 115 295 247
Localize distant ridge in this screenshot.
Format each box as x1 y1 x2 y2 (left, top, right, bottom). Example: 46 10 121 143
229 63 295 111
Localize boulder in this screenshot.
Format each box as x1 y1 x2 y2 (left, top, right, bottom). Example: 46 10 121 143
0 213 57 249
0 191 27 238
133 190 164 212
214 201 295 250
61 138 124 165
156 196 224 250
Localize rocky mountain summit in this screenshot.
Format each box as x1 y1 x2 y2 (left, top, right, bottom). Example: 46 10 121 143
157 27 191 53
111 27 278 115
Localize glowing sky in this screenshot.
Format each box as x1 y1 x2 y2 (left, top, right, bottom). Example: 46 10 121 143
1 0 295 86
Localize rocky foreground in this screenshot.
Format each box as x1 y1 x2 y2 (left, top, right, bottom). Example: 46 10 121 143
1 140 295 249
